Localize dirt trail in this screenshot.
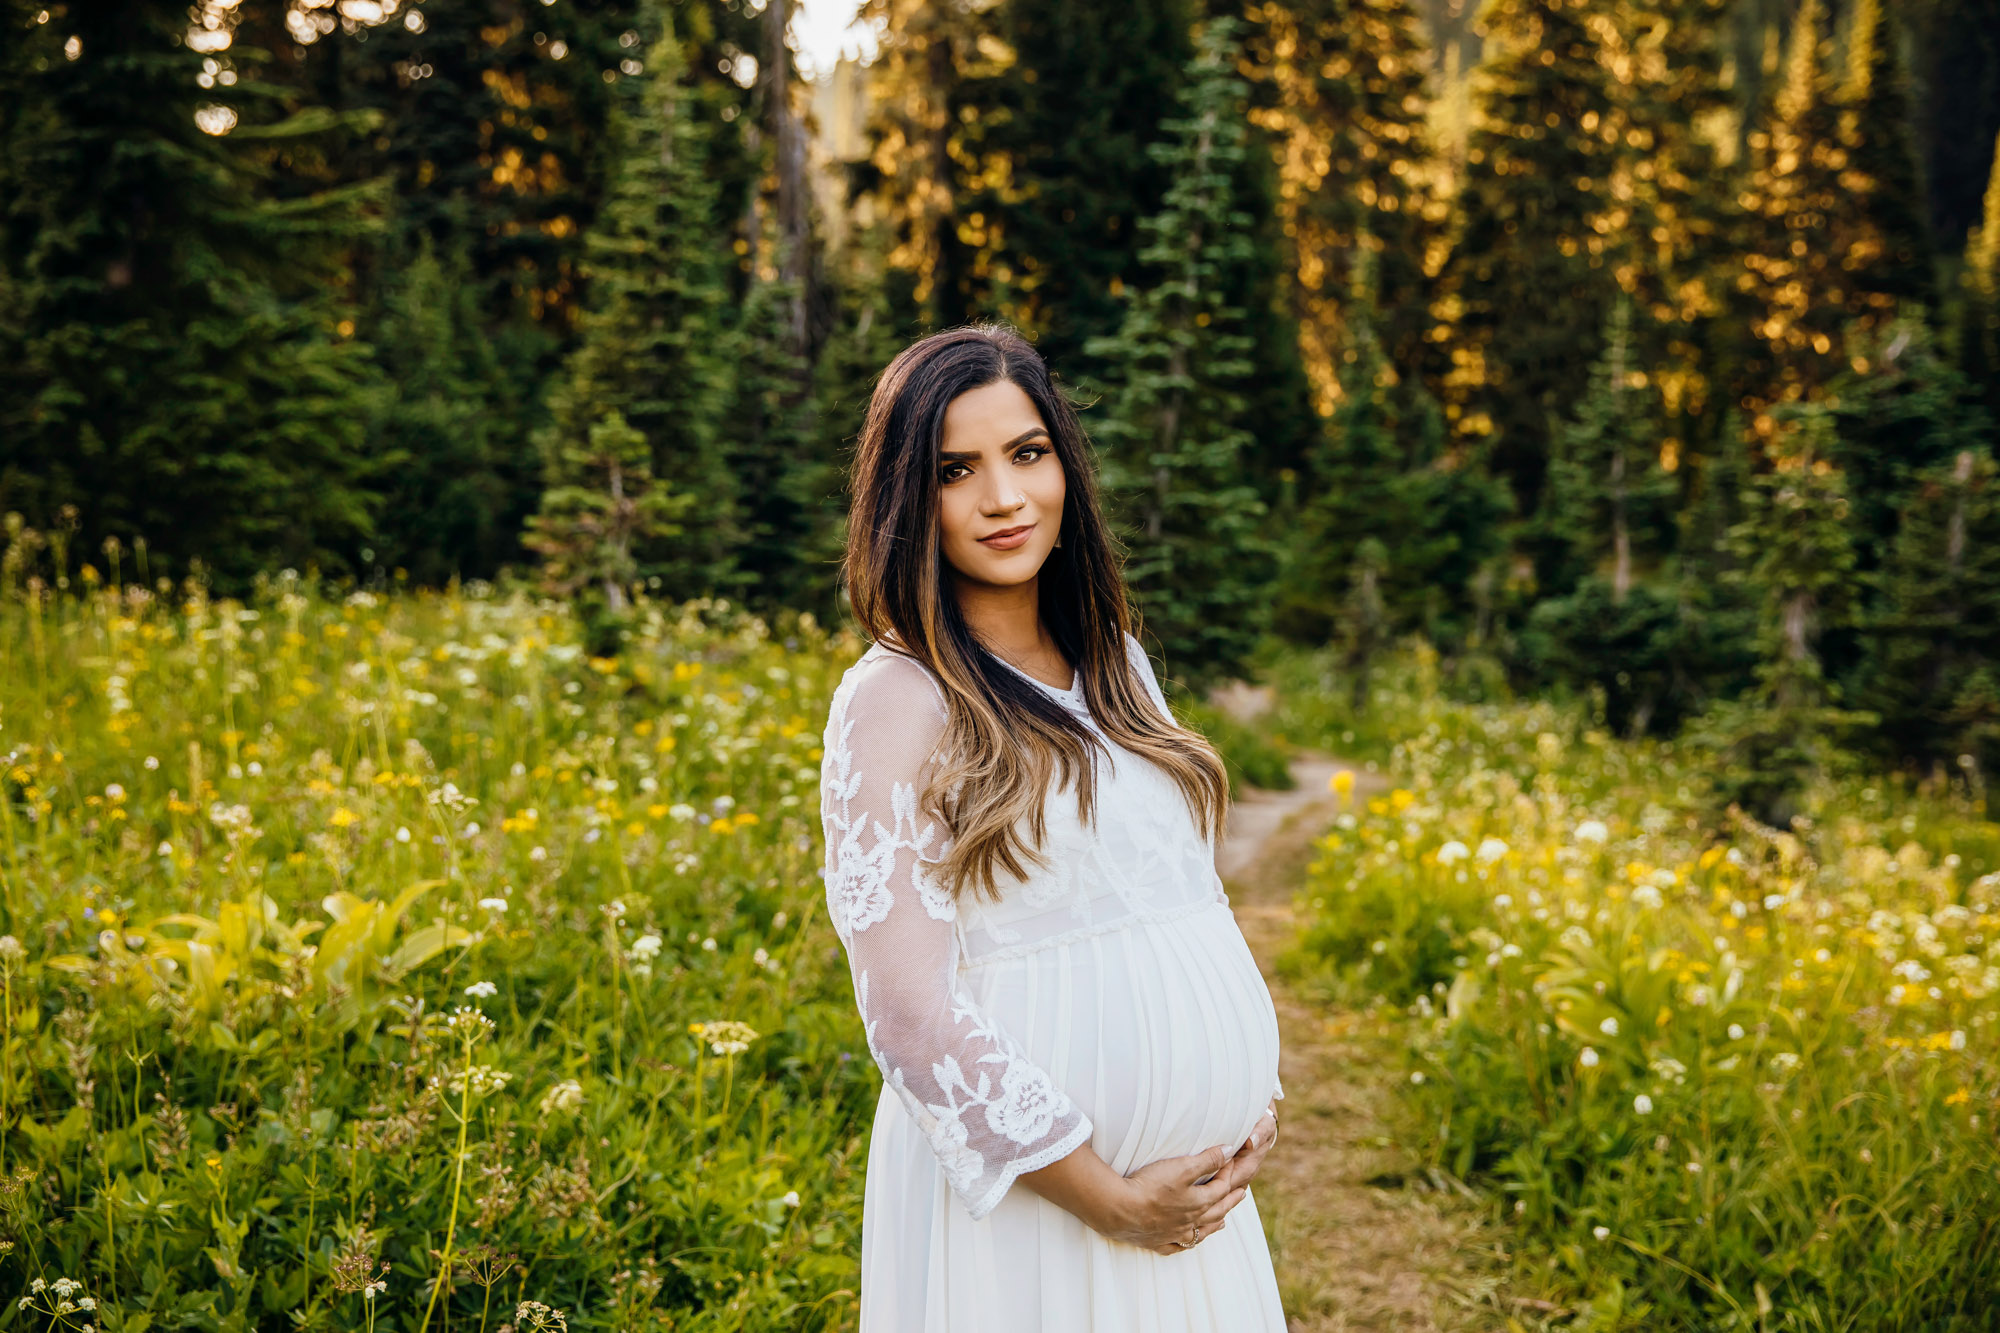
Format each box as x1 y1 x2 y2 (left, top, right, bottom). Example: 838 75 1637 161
1217 752 1509 1332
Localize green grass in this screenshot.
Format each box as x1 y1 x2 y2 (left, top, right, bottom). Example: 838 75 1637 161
0 577 873 1332
1284 646 2000 1330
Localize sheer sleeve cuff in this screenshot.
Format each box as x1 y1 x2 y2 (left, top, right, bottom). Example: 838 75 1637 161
963 1112 1095 1221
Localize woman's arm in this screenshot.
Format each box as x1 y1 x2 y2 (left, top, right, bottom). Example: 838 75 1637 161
1016 1137 1248 1254
820 653 1093 1221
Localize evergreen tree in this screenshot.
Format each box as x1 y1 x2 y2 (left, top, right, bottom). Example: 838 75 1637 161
1862 446 2000 768
1522 296 1694 734
1240 0 1442 420
365 230 532 585
529 1 739 599
1692 405 1874 821
1274 246 1507 646
852 0 1003 331
1534 295 1678 598
723 277 844 616
1739 0 1936 426
1826 315 1991 580
523 410 688 655
956 0 1198 378
1835 0 1936 319
1084 17 1273 684
1959 129 2000 432
1435 0 1623 516
0 0 387 586
1603 0 1739 499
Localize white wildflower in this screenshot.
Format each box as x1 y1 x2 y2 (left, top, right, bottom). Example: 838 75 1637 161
539 1079 585 1117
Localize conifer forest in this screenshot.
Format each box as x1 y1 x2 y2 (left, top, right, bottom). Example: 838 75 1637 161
5 1 2000 1329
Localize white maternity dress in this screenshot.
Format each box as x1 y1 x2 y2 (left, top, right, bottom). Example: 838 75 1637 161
817 632 1287 1332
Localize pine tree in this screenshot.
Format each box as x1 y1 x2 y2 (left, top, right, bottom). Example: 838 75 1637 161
1601 0 1739 497
1692 405 1874 820
365 230 531 585
1835 0 1936 318
523 410 688 655
852 0 1002 329
1240 0 1442 420
955 0 1199 377
1522 296 1693 734
1826 315 1991 580
723 278 843 615
1534 295 1678 597
0 0 387 586
1434 0 1624 516
529 0 739 599
1274 245 1507 646
1863 446 2000 767
1084 16 1273 683
1739 0 1936 427
1959 129 2000 431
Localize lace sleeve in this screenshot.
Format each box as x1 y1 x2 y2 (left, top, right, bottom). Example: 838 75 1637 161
1122 634 1283 1106
819 650 1094 1220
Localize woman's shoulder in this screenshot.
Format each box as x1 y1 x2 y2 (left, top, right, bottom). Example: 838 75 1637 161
833 640 949 720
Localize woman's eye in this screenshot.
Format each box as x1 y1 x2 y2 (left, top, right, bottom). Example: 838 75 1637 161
1015 445 1049 464
940 463 969 483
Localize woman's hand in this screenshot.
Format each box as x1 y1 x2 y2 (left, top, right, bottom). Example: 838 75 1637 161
1099 1145 1248 1255
1222 1102 1279 1193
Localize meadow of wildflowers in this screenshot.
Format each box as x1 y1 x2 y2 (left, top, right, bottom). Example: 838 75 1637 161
1283 646 2000 1329
0 571 879 1331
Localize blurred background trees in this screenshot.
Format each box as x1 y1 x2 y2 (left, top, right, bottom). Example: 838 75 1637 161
3 0 2000 802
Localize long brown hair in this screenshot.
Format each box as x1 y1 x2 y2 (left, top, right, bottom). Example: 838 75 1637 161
842 323 1230 901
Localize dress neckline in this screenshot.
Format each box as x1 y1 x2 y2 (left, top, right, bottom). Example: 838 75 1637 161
866 639 1085 706
990 651 1084 703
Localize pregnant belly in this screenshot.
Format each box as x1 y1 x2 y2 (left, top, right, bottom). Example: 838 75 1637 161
960 901 1280 1175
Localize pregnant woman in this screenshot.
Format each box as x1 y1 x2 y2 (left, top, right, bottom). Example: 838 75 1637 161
818 323 1286 1331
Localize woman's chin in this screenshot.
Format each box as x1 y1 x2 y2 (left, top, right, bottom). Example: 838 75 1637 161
951 545 1053 587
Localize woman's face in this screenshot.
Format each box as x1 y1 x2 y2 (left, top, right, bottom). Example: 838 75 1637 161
935 378 1066 591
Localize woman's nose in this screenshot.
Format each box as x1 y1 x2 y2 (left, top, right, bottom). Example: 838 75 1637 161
980 481 1026 517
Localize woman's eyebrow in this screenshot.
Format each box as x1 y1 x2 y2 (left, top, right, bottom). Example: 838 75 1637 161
938 427 1051 462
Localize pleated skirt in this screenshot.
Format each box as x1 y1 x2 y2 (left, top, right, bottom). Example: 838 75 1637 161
857 901 1288 1332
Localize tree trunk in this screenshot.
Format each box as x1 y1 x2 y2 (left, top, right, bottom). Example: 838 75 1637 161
764 0 813 358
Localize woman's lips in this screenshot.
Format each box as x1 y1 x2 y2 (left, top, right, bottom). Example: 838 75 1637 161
978 523 1035 551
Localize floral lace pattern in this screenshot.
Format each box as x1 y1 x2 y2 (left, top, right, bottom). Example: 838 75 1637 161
820 651 1093 1221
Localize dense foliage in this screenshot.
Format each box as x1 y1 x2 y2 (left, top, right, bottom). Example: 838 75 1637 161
1282 645 2000 1328
0 574 877 1331
3 2 2000 790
